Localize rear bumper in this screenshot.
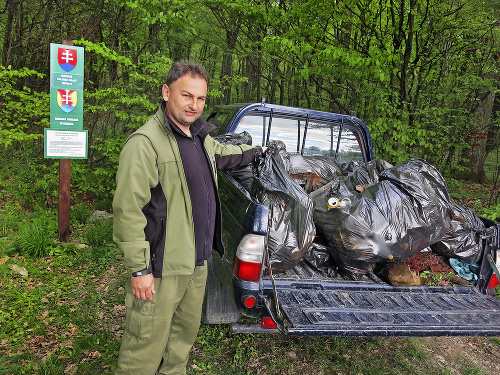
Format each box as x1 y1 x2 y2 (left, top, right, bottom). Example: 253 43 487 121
231 323 279 334
233 276 267 318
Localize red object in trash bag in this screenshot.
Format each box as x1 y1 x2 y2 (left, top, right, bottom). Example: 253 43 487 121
404 252 453 273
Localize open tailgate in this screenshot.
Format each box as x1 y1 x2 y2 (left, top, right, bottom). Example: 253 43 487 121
264 284 500 337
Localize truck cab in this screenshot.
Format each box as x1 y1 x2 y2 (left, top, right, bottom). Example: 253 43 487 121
203 100 500 337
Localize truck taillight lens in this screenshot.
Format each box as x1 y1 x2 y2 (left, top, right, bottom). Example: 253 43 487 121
234 258 262 282
261 316 277 329
487 250 500 290
488 274 499 290
243 296 256 308
233 234 265 282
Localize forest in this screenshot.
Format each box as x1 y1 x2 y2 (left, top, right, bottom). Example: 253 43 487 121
1 1 500 373
0 0 499 209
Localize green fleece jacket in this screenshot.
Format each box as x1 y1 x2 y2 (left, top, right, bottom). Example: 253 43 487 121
112 106 257 277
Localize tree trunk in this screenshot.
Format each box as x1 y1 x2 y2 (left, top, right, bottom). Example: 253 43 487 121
2 0 18 67
460 92 495 182
220 23 238 104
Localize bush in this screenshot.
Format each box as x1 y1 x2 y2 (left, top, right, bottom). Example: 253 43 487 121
0 211 17 234
482 203 500 222
84 219 113 248
72 203 92 224
15 221 56 257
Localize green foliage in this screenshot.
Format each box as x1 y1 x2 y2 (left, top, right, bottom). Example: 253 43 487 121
0 239 124 374
481 204 500 222
0 211 18 235
84 219 114 248
243 0 498 172
10 159 59 210
77 39 166 127
71 132 127 202
72 204 92 225
14 219 56 257
420 271 455 286
0 66 48 148
76 39 135 67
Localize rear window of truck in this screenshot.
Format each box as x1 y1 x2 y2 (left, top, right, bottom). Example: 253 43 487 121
234 114 364 162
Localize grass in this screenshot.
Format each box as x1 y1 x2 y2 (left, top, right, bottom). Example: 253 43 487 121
189 332 490 375
0 233 126 374
4 208 498 373
0 150 499 374
4 230 457 375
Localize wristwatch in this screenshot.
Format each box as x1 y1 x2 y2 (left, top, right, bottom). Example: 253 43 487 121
132 268 151 277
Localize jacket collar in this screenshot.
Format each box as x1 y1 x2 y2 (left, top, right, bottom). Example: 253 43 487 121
159 101 216 138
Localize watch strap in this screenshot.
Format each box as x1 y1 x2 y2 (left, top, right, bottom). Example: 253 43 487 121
132 268 151 277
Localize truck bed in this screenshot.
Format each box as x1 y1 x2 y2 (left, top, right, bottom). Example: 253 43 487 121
262 283 500 337
264 258 387 284
259 258 500 337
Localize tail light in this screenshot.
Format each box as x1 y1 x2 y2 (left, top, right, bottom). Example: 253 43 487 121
243 296 256 308
487 250 500 290
261 316 278 329
487 274 499 290
233 234 265 282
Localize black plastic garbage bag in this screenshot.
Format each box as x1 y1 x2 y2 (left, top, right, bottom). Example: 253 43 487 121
266 201 306 271
302 242 338 277
308 159 393 202
215 135 315 271
430 202 486 264
250 141 316 271
345 159 393 186
214 131 252 145
214 132 258 193
289 154 344 180
313 158 454 274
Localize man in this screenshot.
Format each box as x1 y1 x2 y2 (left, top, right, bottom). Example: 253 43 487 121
113 60 264 374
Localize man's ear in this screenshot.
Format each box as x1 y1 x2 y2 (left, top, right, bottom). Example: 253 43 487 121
162 84 169 102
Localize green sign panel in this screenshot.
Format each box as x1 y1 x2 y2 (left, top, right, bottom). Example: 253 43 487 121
49 86 84 129
49 43 84 130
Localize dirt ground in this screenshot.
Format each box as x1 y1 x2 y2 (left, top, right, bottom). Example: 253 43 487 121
419 336 500 375
239 335 500 375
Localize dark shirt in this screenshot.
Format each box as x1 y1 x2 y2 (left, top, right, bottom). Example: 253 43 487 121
167 116 217 265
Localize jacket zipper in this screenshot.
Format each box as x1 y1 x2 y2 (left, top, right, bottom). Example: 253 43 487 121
201 139 225 255
194 136 212 263
151 217 165 272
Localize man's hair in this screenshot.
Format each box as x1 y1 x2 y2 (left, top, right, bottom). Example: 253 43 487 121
166 60 210 86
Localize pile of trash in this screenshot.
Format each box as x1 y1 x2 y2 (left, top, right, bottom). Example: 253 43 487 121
217 135 492 285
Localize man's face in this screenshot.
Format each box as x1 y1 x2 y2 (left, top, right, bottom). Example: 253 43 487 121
162 73 207 130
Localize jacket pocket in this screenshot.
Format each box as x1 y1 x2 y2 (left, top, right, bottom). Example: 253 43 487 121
124 292 155 342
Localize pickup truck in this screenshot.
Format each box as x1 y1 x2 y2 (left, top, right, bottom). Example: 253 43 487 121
202 100 500 337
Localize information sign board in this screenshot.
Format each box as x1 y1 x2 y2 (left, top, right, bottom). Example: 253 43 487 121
44 129 88 159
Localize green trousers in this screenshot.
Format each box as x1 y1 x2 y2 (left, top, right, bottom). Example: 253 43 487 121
115 263 208 375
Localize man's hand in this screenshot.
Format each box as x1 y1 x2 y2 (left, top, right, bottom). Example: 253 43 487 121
131 274 156 301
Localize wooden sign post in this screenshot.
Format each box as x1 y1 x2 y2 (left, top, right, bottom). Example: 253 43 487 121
45 39 87 242
59 40 72 243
